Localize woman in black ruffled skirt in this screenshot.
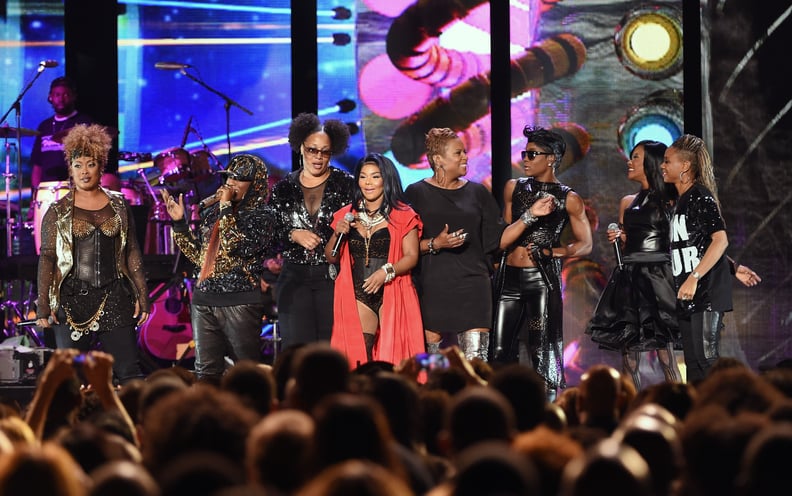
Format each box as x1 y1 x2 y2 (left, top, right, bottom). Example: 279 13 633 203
586 140 681 390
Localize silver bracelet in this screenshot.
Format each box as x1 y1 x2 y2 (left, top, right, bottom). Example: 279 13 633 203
427 238 438 255
520 209 537 226
381 263 396 283
288 229 297 243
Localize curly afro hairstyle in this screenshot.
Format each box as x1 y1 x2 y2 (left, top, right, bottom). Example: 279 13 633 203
62 124 113 169
287 113 350 157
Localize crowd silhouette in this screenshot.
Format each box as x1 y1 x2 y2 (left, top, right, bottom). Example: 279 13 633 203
0 343 790 496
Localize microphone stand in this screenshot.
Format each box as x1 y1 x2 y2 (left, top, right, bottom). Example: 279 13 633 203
0 64 49 256
178 68 253 162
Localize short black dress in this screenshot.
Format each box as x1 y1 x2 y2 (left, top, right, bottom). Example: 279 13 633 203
586 190 680 352
404 180 504 333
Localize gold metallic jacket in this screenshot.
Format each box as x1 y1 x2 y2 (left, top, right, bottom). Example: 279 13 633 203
36 187 150 318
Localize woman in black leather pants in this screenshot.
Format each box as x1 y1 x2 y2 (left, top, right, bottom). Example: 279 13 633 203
492 126 592 399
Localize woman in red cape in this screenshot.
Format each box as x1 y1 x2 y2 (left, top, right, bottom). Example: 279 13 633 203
326 154 424 368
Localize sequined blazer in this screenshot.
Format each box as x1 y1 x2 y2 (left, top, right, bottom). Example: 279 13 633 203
171 162 276 295
268 167 355 265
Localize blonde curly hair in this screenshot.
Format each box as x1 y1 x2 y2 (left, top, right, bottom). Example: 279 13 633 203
62 124 112 168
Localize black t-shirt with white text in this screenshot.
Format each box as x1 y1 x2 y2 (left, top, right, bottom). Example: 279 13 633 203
669 183 732 315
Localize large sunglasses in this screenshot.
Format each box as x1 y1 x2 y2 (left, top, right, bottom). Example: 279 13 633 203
304 146 332 159
521 150 554 161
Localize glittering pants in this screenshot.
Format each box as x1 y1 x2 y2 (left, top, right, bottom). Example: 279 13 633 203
492 265 565 391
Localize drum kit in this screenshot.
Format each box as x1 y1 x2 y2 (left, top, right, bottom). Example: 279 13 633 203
121 144 223 256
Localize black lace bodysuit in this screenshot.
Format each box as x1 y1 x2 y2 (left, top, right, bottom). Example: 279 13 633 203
60 204 136 337
348 227 390 313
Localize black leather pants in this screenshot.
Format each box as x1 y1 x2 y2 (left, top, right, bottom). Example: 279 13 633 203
491 266 549 364
191 302 266 383
680 309 724 384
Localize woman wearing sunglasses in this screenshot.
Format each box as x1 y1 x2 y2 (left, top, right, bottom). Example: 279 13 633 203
493 126 592 400
268 113 356 350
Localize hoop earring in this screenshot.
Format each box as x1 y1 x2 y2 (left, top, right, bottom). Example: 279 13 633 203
679 170 688 183
435 167 446 184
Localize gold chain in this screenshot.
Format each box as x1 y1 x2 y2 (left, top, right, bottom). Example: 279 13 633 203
358 210 386 267
64 292 110 334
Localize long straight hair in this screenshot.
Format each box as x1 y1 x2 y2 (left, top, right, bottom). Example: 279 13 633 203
633 140 677 206
351 153 408 219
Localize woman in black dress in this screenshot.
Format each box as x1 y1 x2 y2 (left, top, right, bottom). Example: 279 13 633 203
586 141 680 390
404 128 505 360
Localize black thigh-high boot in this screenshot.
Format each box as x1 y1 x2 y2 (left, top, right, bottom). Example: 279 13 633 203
622 351 641 391
363 333 376 362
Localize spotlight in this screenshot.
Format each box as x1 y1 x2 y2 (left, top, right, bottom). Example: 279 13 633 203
332 33 351 46
336 98 356 113
332 7 352 20
617 89 683 157
614 4 683 80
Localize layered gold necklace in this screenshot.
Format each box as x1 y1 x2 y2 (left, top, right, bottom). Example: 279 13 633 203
358 208 386 267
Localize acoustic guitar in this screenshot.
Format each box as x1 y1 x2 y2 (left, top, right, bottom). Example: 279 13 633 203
139 279 195 362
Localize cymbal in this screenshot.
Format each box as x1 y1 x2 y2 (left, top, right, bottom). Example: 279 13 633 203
0 126 39 138
51 125 119 144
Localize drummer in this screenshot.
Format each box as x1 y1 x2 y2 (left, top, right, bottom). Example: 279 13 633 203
30 76 121 199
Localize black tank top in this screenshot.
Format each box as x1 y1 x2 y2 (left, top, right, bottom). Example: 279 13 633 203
623 190 671 259
510 177 571 249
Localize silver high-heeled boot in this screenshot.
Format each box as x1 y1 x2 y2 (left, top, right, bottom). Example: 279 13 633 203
458 331 490 362
426 341 440 354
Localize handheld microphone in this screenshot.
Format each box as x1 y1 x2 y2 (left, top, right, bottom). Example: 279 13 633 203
155 61 191 70
17 316 53 327
199 192 221 209
39 60 59 68
331 213 356 257
607 223 624 270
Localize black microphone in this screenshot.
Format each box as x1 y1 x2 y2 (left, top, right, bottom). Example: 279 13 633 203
39 60 58 68
155 61 191 70
607 223 624 270
331 213 356 257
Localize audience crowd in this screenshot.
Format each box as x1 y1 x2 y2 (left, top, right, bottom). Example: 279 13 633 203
0 344 790 496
